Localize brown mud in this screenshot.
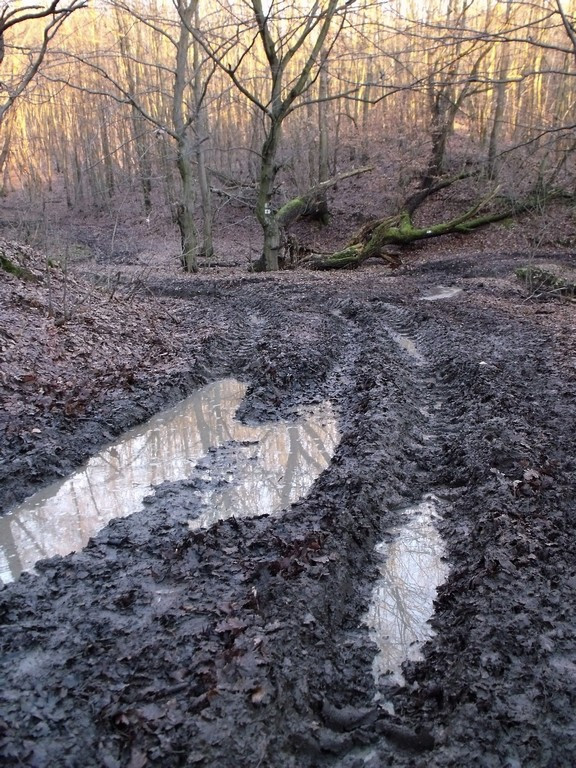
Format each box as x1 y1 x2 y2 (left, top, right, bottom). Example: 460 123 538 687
1 249 576 767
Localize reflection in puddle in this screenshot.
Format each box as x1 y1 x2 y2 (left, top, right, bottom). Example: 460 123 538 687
189 408 336 529
366 497 448 684
420 285 462 301
0 379 339 583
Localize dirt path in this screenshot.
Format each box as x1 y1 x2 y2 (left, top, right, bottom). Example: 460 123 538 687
1 251 576 767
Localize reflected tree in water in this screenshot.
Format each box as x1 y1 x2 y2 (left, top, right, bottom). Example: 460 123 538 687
367 503 448 684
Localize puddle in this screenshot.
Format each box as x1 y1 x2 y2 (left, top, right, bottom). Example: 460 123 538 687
0 379 339 583
386 328 425 365
420 285 462 301
366 497 448 685
188 411 336 529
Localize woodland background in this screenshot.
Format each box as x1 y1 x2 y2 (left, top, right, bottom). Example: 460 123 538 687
2 0 576 272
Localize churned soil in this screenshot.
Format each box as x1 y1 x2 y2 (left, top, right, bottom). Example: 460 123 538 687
1 238 576 767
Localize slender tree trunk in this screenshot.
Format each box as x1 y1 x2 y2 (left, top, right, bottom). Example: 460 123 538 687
115 10 153 214
424 85 452 187
195 129 213 259
193 20 213 259
176 133 198 273
255 122 282 271
487 77 507 180
99 108 115 199
361 56 374 131
73 148 83 204
0 126 11 195
173 0 198 272
317 55 330 183
158 133 176 209
487 3 511 179
132 112 153 215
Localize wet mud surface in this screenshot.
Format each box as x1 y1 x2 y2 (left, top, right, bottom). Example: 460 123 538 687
1 251 576 766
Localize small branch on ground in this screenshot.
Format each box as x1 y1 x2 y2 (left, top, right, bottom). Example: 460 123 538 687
517 266 576 301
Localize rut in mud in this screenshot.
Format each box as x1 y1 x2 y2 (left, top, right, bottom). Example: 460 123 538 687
1 253 576 767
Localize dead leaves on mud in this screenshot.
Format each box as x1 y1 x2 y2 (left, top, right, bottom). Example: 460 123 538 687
0 239 188 433
2 247 576 766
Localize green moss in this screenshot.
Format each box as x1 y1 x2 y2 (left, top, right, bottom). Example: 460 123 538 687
312 245 363 270
0 253 36 281
276 197 306 226
516 266 576 296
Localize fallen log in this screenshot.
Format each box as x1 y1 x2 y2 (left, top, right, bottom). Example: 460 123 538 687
303 196 515 270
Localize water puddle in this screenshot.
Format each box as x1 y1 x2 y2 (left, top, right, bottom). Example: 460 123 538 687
386 329 425 366
366 497 448 685
188 413 335 529
420 285 462 301
0 379 339 583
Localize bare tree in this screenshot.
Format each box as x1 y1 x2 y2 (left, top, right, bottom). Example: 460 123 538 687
197 0 354 271
554 0 576 63
0 0 86 126
54 0 215 272
5 0 576 266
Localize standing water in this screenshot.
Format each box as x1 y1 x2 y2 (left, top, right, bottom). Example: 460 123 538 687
0 379 339 583
420 285 462 301
366 497 449 685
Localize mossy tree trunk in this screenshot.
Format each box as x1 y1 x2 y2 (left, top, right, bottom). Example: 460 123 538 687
252 166 372 270
253 124 283 272
305 201 515 270
0 253 36 280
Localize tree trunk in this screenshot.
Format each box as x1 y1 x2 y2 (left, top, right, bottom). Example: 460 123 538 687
132 113 153 216
305 205 515 271
253 166 373 270
487 5 512 180
254 123 282 272
176 134 198 273
172 1 198 273
196 137 213 260
0 124 11 195
193 15 214 260
99 108 115 200
260 213 283 272
115 10 153 215
317 54 330 184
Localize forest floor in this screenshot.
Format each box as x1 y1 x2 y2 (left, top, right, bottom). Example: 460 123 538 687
1 207 576 767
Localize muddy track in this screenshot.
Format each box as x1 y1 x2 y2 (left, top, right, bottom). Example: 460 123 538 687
1 257 576 767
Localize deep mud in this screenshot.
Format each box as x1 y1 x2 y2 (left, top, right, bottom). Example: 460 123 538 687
1 250 576 767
